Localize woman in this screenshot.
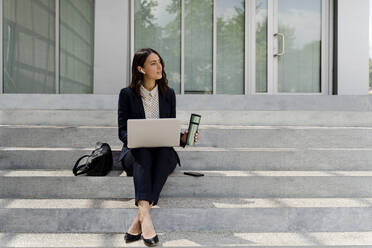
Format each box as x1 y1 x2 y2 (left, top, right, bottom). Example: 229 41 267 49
118 48 199 247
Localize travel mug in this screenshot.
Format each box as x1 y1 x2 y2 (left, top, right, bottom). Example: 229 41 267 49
186 113 201 146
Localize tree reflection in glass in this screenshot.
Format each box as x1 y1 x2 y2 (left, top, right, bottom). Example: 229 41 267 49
183 0 213 94
256 0 268 93
134 0 181 93
216 0 245 94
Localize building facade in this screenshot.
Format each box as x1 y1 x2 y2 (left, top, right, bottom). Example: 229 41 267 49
0 0 369 101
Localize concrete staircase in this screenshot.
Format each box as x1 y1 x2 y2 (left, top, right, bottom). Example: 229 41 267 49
1 95 372 247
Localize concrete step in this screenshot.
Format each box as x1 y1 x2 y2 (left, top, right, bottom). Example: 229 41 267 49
1 232 372 247
2 207 372 233
2 198 372 245
3 197 372 209
1 147 372 171
1 170 372 198
1 94 371 111
2 109 372 127
1 197 372 233
1 125 372 148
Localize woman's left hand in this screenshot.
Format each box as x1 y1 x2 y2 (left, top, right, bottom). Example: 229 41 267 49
181 130 199 144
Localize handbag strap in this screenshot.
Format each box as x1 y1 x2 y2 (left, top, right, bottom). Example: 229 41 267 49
72 154 90 176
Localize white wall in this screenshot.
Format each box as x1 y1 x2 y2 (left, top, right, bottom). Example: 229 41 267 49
93 0 130 94
338 0 369 95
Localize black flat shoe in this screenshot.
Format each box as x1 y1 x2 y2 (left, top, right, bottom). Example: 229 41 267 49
124 232 141 243
142 234 159 247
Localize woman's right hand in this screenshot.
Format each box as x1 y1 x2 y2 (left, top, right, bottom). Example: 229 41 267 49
181 130 199 144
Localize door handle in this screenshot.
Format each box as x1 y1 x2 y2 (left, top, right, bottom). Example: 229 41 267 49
274 33 285 57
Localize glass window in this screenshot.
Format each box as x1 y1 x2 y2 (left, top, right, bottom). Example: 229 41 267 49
184 0 213 94
60 0 94 94
256 0 268 93
134 0 181 93
134 0 245 95
216 0 245 94
3 0 56 93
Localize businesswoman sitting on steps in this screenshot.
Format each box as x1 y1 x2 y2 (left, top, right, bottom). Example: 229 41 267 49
118 48 199 246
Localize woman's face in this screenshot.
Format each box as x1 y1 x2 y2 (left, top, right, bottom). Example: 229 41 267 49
139 53 163 81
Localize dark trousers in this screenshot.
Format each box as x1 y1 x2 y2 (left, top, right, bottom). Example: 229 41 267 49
131 147 176 206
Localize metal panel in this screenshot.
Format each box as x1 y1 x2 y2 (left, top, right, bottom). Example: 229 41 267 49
245 0 249 94
247 0 256 95
328 0 334 95
268 0 275 94
94 0 128 93
130 0 134 83
321 0 327 95
0 0 3 94
92 0 96 92
325 0 333 95
332 0 337 95
181 0 184 94
337 0 369 95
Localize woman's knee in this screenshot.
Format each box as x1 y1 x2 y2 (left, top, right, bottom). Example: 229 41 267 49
156 147 172 153
132 148 153 168
155 147 175 161
132 148 152 158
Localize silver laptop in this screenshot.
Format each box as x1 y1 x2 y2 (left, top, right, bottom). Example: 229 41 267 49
127 118 181 148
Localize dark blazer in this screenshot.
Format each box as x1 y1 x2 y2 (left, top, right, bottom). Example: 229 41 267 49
118 86 185 167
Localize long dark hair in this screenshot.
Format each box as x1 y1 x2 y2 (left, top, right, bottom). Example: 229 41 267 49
130 48 168 96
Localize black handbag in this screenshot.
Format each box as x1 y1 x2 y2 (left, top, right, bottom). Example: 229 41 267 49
73 142 113 176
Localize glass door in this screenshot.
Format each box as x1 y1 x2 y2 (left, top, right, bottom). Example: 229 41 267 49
256 0 327 94
274 0 322 93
